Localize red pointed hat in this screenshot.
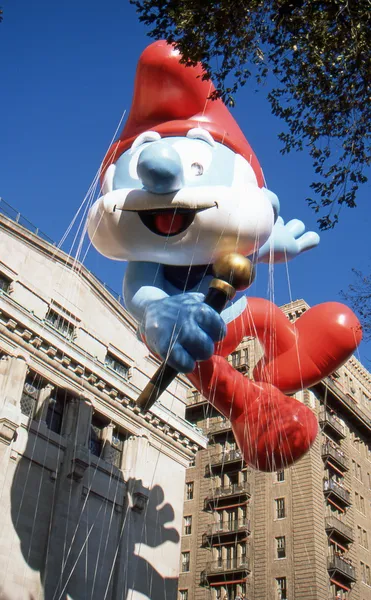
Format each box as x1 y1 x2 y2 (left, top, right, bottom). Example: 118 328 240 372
102 40 264 187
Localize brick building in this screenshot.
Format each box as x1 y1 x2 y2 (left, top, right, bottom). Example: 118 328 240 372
179 300 371 600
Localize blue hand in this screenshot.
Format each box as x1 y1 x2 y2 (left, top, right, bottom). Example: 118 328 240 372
257 217 320 264
142 293 226 373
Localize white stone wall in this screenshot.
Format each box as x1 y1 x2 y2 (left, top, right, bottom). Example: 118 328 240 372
0 215 207 600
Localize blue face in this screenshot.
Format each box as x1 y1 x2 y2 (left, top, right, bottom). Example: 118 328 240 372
112 135 241 194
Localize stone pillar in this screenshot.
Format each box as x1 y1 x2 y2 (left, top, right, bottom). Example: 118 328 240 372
102 422 115 462
63 397 93 482
76 398 93 447
0 354 28 444
0 354 29 410
35 383 55 422
63 396 92 446
63 396 80 440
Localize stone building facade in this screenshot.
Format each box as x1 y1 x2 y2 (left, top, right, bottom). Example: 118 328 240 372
179 300 371 600
0 203 206 600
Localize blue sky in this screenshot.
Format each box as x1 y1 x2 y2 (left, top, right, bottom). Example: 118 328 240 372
1 0 370 363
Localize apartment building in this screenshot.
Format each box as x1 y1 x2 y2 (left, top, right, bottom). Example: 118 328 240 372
179 300 371 600
0 199 207 600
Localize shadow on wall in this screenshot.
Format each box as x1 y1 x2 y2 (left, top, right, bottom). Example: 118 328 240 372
8 423 180 600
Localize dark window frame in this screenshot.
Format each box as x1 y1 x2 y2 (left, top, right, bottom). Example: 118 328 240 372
45 308 75 340
276 498 286 519
105 352 129 379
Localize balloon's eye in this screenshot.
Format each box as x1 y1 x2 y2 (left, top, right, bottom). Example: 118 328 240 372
191 162 204 176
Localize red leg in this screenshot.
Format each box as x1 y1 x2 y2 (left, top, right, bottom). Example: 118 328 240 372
188 355 318 472
217 298 362 394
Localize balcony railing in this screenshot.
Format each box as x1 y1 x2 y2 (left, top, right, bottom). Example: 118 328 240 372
188 392 207 405
205 558 250 575
207 419 232 434
209 449 243 466
327 554 356 582
205 519 251 537
319 410 346 439
205 481 251 506
323 479 351 506
322 442 348 471
325 515 354 542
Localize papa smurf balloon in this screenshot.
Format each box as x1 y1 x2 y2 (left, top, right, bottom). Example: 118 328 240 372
87 41 362 471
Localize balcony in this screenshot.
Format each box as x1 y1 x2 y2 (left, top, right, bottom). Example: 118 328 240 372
322 442 348 472
323 479 352 507
325 515 354 543
207 419 232 434
204 481 251 510
203 557 250 578
202 519 251 546
327 554 356 582
319 410 346 440
205 449 244 475
188 391 207 406
316 378 371 438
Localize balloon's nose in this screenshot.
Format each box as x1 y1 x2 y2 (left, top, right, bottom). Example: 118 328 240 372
137 141 184 194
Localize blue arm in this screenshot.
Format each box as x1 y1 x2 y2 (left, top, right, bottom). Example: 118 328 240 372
123 261 168 323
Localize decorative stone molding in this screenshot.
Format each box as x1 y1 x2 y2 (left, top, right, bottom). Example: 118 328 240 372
31 336 42 348
74 364 85 376
67 447 90 482
6 319 17 331
132 491 149 513
0 417 18 444
0 307 205 455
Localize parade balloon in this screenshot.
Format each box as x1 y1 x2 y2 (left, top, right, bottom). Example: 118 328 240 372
87 41 362 471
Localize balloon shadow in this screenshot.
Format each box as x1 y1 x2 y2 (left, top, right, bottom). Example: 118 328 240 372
9 428 180 600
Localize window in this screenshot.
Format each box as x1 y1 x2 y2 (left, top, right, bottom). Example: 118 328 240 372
276 536 286 559
240 543 247 564
185 482 194 500
232 351 241 368
105 352 129 379
191 390 199 403
46 387 67 434
216 547 223 567
106 428 126 467
181 552 190 573
360 495 365 514
0 273 11 293
358 525 363 545
89 414 107 457
184 515 192 535
276 470 285 482
243 347 249 364
179 591 188 600
363 529 368 549
45 308 75 340
276 577 287 600
361 562 366 583
20 373 42 418
276 498 286 519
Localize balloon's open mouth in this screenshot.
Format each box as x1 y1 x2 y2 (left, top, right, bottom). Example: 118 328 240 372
138 208 196 237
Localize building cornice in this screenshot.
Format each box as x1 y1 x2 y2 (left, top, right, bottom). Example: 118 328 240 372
0 297 206 461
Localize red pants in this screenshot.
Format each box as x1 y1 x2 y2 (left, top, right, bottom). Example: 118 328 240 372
188 298 361 471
